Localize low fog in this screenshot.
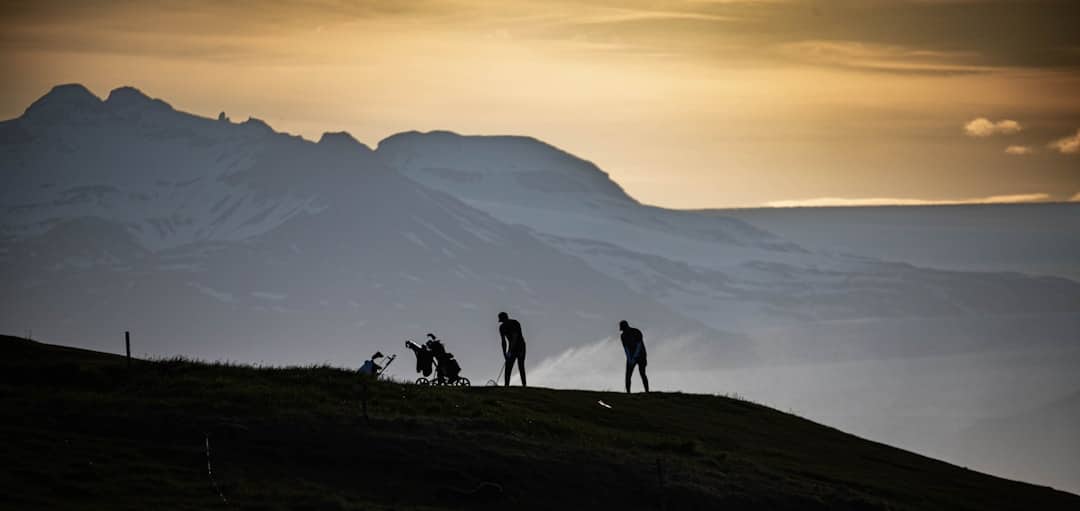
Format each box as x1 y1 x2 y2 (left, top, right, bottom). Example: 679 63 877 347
530 335 1080 493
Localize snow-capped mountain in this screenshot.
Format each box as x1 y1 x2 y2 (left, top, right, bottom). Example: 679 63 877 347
0 84 743 370
4 85 1078 367
2 85 329 250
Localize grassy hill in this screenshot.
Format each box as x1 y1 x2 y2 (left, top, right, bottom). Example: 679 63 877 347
1 335 1077 510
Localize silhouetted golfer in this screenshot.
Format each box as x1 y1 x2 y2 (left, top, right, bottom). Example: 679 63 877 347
498 311 526 387
620 320 649 393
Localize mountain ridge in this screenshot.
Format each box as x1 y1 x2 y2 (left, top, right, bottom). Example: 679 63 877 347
1 83 745 370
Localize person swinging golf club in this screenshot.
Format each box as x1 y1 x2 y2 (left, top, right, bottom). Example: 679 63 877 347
620 320 649 393
498 311 527 387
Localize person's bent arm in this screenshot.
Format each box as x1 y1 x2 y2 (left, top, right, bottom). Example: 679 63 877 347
501 334 508 359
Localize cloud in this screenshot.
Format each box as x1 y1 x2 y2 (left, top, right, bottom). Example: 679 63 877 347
964 118 1023 137
763 193 1052 208
1005 145 1033 155
1049 129 1080 154
531 335 707 392
778 40 988 75
567 8 738 26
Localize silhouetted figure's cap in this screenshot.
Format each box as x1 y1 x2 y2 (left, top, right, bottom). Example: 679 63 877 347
372 351 384 359
498 311 509 322
619 320 629 330
426 333 436 340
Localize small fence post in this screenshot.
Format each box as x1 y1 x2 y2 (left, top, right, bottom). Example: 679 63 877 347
125 331 131 369
656 458 666 511
360 379 370 423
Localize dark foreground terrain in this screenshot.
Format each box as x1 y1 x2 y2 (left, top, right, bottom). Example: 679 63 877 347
2 336 1077 510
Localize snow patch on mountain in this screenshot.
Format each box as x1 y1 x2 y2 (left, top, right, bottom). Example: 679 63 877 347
2 86 332 250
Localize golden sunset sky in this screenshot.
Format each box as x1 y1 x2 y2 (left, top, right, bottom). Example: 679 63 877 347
2 0 1078 208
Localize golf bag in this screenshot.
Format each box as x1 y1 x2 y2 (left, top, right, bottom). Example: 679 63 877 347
404 335 470 387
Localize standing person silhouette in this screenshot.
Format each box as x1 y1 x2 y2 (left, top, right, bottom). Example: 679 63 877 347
620 320 649 393
498 311 527 387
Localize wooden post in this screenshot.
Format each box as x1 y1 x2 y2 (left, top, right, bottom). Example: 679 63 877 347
360 379 370 423
125 331 131 368
656 458 666 511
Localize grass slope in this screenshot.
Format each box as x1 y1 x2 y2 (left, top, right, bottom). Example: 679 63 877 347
1 335 1077 510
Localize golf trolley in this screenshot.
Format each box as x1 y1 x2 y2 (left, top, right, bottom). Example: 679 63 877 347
405 335 470 387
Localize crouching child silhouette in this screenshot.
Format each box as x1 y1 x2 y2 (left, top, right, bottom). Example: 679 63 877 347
359 351 385 378
357 350 394 421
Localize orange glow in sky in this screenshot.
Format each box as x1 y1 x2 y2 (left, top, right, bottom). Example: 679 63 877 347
2 0 1078 208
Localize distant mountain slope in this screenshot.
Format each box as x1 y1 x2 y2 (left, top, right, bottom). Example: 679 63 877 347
375 130 1080 357
379 130 638 208
378 130 795 253
3 335 1078 510
721 204 1080 282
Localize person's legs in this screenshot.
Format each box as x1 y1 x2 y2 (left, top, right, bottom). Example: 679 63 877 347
638 363 649 393
517 355 527 387
504 355 515 387
625 361 634 393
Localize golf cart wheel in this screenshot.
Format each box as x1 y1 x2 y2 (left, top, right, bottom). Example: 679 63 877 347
457 378 471 387
416 377 430 386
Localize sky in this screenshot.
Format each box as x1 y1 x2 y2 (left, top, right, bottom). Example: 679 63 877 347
1 0 1078 208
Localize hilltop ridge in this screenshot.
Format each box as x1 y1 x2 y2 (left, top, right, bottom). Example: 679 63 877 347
2 335 1077 510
